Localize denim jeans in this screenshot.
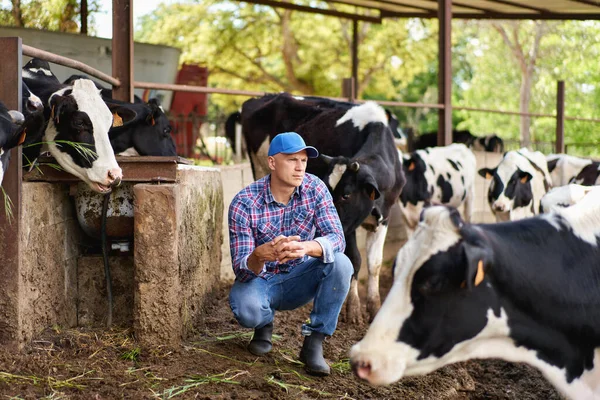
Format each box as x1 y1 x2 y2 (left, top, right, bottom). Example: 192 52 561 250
229 252 353 336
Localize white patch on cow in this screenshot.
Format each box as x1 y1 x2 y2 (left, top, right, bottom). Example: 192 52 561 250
45 80 120 190
117 147 140 157
25 67 53 77
540 184 593 213
542 186 600 246
327 163 347 190
365 224 389 314
335 101 388 131
292 96 305 101
547 154 592 187
490 148 551 221
0 151 5 186
249 137 271 179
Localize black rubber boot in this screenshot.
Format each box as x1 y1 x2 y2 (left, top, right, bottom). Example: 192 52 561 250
299 331 330 376
247 322 273 356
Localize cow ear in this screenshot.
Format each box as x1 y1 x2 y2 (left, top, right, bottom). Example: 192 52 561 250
146 98 162 126
106 104 138 127
518 170 533 184
49 94 72 124
547 158 559 173
478 168 494 180
363 176 381 200
319 154 334 165
459 225 491 290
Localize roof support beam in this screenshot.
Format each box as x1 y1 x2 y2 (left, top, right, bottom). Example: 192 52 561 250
352 19 359 95
235 0 382 23
438 0 452 146
112 0 134 102
380 10 600 19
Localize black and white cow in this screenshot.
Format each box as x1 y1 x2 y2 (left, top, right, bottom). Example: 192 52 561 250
540 184 593 213
0 102 25 186
239 92 405 322
104 98 177 157
63 74 144 104
350 190 600 399
400 143 476 234
412 130 504 153
22 58 122 193
547 153 600 187
478 148 552 221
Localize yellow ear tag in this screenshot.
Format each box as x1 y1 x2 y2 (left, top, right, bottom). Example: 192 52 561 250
408 162 415 171
520 176 528 184
112 112 123 127
486 172 493 179
150 116 155 126
18 130 26 145
474 260 485 286
369 190 376 201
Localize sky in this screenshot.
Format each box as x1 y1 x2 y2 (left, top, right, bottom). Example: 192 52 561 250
94 0 177 39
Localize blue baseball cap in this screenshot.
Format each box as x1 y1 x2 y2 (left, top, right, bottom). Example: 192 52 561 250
268 132 319 158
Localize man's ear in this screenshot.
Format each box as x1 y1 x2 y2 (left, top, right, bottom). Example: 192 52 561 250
268 155 276 171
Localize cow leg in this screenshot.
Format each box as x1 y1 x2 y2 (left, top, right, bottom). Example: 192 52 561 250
248 138 271 180
365 223 388 322
343 231 362 324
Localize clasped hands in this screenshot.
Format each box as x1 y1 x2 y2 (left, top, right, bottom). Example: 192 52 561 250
256 235 307 265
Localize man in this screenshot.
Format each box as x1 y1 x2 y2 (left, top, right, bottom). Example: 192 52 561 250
228 131 353 376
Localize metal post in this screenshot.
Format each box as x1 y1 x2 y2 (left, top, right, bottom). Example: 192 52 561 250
437 0 452 146
0 37 23 348
352 19 359 96
112 0 133 102
556 80 565 154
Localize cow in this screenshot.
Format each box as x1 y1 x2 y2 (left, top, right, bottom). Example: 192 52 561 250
547 153 600 187
540 184 594 213
23 58 122 193
104 98 177 157
350 191 600 400
63 74 144 103
478 148 552 222
411 130 504 153
20 81 47 167
399 143 476 235
0 102 25 186
239 92 405 322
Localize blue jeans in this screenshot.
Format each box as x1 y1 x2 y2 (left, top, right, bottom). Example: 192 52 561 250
229 252 353 336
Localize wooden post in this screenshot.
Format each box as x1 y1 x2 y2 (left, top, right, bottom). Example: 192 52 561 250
342 78 355 102
112 0 134 102
352 19 359 96
81 0 88 35
0 37 23 348
556 80 565 154
437 0 452 146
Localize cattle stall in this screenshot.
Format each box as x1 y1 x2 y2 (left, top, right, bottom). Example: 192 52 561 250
0 39 226 349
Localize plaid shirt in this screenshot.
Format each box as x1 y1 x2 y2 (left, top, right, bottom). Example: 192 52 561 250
228 173 346 282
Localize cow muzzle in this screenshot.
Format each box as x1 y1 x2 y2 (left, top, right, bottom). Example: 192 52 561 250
108 167 123 187
492 202 507 212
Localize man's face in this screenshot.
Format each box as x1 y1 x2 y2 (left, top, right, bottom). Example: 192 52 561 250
269 150 308 188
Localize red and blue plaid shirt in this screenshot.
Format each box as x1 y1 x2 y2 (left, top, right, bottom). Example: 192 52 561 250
228 173 345 282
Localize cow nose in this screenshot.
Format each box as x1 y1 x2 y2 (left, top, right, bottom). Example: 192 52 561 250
27 98 43 113
492 202 505 212
351 359 372 380
108 167 123 187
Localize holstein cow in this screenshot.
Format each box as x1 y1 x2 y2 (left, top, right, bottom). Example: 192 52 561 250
400 143 476 235
412 130 504 153
63 74 144 103
23 58 122 193
547 153 600 187
478 148 552 221
540 184 594 214
0 102 25 186
350 191 600 400
239 92 405 322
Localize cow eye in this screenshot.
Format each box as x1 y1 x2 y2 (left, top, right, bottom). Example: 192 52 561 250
342 193 351 201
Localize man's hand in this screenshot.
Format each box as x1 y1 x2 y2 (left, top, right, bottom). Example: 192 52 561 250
247 235 324 274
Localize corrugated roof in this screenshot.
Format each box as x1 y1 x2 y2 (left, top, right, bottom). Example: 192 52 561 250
240 0 600 23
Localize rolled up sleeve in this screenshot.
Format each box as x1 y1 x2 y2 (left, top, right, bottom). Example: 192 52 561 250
228 198 262 282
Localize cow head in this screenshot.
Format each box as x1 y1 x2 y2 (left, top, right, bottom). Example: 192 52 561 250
350 206 498 386
45 80 122 193
478 151 538 221
400 153 430 208
0 103 26 186
107 98 177 157
321 154 381 234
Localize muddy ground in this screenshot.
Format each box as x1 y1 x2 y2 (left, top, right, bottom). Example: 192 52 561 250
0 261 561 399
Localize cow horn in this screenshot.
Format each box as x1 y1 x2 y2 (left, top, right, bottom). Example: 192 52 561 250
350 162 360 172
320 154 334 165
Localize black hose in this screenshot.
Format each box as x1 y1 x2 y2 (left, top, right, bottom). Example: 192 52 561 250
101 192 113 327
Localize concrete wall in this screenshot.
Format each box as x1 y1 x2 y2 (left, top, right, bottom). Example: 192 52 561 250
218 163 255 283
19 182 79 345
0 26 181 109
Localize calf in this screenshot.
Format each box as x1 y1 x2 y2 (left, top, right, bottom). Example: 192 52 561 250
400 143 475 234
0 102 25 186
547 153 600 187
478 148 552 221
23 58 122 193
350 192 600 400
240 93 405 322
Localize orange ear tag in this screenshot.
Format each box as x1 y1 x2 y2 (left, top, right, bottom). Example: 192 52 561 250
18 130 26 145
474 260 485 286
112 112 124 127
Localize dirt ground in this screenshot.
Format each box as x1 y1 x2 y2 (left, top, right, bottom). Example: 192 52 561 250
0 260 561 399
